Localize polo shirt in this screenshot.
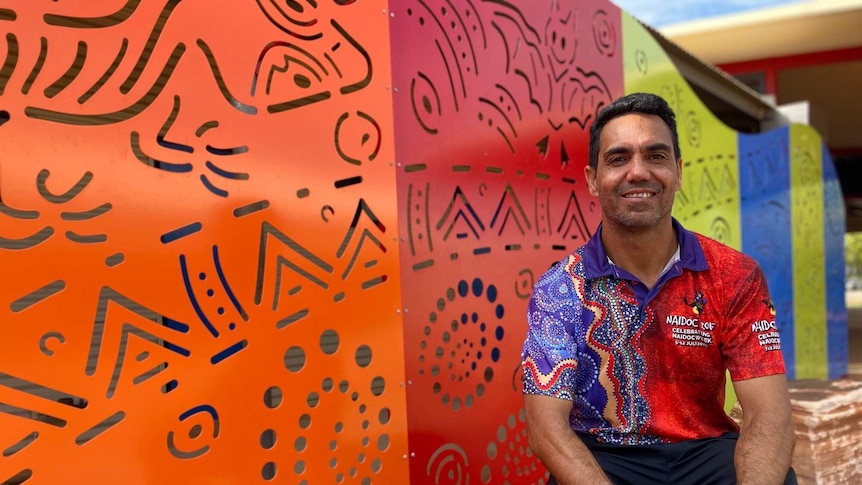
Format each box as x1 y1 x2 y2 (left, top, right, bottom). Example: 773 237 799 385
521 219 786 444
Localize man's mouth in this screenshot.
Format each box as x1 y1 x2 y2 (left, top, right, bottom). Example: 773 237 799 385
622 191 655 199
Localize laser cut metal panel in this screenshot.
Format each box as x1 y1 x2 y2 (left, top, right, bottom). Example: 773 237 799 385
790 124 828 379
821 145 848 379
389 1 623 483
0 1 408 484
739 128 797 377
0 1 849 484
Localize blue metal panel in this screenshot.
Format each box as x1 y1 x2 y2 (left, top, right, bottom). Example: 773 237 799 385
822 144 848 378
739 128 795 378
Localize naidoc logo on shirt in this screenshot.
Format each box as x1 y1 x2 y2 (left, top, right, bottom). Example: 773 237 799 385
763 298 776 316
684 291 707 315
666 290 715 347
751 299 780 351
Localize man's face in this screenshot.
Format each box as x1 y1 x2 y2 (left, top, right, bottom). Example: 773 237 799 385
584 113 682 230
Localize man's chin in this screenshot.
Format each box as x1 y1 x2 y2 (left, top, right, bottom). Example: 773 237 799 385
607 213 664 229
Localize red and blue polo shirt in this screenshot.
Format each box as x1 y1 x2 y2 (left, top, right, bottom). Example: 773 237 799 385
521 219 786 444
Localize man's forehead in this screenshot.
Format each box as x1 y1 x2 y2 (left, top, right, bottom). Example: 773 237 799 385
600 114 673 146
603 112 669 130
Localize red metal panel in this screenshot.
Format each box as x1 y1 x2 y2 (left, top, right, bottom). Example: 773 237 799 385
390 0 623 483
0 1 408 483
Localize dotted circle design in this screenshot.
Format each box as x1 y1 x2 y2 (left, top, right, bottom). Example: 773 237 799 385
261 327 391 483
419 278 505 410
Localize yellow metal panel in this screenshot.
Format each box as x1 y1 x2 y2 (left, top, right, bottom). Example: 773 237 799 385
790 124 827 379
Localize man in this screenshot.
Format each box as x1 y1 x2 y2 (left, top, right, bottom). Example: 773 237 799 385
521 93 796 485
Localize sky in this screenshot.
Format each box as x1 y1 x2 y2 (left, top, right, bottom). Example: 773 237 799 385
612 0 804 27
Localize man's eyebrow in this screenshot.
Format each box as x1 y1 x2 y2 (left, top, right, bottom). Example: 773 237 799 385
602 146 631 158
645 142 673 152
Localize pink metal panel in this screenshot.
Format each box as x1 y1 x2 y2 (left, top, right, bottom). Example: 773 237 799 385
390 1 624 482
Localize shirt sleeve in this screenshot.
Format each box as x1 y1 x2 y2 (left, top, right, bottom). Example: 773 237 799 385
521 259 581 400
721 262 787 381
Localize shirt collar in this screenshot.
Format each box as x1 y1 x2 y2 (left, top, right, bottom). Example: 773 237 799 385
582 218 708 280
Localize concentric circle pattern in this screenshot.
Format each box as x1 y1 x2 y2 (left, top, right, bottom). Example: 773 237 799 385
419 278 505 411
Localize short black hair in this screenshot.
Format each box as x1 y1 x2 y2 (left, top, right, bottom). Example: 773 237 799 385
588 92 680 169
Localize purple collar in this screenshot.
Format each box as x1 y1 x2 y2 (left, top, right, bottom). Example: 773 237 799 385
582 218 708 280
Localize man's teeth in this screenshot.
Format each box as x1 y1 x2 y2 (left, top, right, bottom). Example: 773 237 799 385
625 193 652 198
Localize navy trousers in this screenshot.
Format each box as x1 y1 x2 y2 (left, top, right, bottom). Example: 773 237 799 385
547 433 797 485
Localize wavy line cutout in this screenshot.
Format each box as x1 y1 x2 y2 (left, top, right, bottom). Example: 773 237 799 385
22 37 47 95
0 33 18 95
36 169 92 203
61 202 112 221
200 175 228 197
197 39 257 115
265 0 317 27
130 131 192 172
44 0 142 28
0 227 54 250
196 121 218 137
44 41 87 98
0 199 39 219
78 39 128 103
254 0 322 40
119 0 181 93
25 43 186 125
205 161 249 180
156 95 193 153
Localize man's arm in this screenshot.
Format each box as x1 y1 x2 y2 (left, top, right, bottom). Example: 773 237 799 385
732 374 795 484
524 394 612 485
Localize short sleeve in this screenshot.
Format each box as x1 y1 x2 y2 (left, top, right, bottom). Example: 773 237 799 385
521 260 582 400
721 264 787 381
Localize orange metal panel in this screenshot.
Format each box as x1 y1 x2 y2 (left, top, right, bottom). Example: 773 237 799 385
0 1 407 483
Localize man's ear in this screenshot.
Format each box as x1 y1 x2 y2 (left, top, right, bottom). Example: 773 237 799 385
584 164 598 196
675 157 683 191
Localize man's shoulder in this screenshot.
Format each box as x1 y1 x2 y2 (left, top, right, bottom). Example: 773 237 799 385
535 248 588 289
690 232 759 270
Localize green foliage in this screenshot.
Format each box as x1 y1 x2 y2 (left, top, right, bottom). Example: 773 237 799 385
846 232 862 277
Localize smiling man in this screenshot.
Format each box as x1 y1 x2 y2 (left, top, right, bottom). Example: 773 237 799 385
521 93 796 485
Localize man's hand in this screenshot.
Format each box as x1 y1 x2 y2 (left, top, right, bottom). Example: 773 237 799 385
732 374 795 484
524 394 613 485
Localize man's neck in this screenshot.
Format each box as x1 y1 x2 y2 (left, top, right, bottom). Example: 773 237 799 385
600 219 678 289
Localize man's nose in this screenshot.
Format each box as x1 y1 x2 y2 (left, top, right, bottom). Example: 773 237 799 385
626 156 650 181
